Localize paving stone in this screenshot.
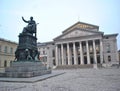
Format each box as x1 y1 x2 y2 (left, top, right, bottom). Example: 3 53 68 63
0 68 120 91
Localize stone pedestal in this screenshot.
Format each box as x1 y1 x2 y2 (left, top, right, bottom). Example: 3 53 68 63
0 17 52 78
0 61 51 78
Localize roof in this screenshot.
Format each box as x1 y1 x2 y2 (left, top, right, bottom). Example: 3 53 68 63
54 27 103 40
103 33 118 37
54 21 101 41
62 21 99 34
37 41 54 46
0 37 18 45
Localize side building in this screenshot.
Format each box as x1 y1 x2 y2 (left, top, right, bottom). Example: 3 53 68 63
37 41 55 68
0 38 18 72
38 21 119 68
118 50 120 63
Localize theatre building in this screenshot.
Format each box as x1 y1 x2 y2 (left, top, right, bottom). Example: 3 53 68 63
38 21 118 68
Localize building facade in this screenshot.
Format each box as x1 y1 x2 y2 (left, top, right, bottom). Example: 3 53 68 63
38 21 119 68
37 42 55 68
0 38 18 72
118 50 120 62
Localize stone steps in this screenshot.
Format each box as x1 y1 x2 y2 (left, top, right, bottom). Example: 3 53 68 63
55 64 102 69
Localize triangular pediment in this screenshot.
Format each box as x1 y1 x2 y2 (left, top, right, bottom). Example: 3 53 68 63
62 21 99 34
54 22 103 40
55 28 103 40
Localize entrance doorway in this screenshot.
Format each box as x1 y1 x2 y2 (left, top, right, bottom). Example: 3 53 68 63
84 56 87 64
78 57 80 64
97 55 100 63
90 56 94 64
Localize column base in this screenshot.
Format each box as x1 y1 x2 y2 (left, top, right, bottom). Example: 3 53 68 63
93 64 98 69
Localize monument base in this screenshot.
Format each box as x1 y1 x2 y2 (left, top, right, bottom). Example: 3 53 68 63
0 61 51 78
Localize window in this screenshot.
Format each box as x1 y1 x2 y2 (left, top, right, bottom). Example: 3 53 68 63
52 50 55 57
4 60 7 67
43 56 47 62
107 44 110 53
108 56 111 62
10 47 13 54
105 37 109 39
43 51 45 55
4 46 7 53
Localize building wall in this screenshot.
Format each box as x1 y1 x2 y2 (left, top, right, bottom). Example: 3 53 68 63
37 22 118 67
37 37 118 67
38 34 118 68
103 35 118 64
0 38 17 72
118 50 120 63
37 42 55 68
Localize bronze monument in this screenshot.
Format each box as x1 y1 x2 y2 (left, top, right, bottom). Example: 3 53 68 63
0 17 51 78
15 17 39 61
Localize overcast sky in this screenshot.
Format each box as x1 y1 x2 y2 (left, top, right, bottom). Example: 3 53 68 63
0 0 120 49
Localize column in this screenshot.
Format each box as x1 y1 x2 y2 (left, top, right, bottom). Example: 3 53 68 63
55 45 58 66
100 39 103 64
58 47 61 65
93 40 97 64
86 41 90 64
61 44 64 65
79 41 84 64
67 43 70 65
63 47 67 65
73 42 77 65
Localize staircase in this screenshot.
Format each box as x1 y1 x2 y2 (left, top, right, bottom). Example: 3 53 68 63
55 64 94 69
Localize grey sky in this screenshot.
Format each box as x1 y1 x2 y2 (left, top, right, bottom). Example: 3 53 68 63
0 0 120 49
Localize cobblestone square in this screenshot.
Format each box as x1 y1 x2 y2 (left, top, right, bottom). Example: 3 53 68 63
0 68 120 91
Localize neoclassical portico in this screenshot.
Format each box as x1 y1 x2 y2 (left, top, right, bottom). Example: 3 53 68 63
55 39 103 66
54 21 104 66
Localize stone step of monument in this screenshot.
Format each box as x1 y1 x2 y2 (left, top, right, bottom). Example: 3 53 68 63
10 61 43 67
5 66 47 72
5 61 47 72
0 61 52 78
0 69 51 78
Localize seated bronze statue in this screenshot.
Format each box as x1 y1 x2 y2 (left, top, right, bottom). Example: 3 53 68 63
22 16 37 36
